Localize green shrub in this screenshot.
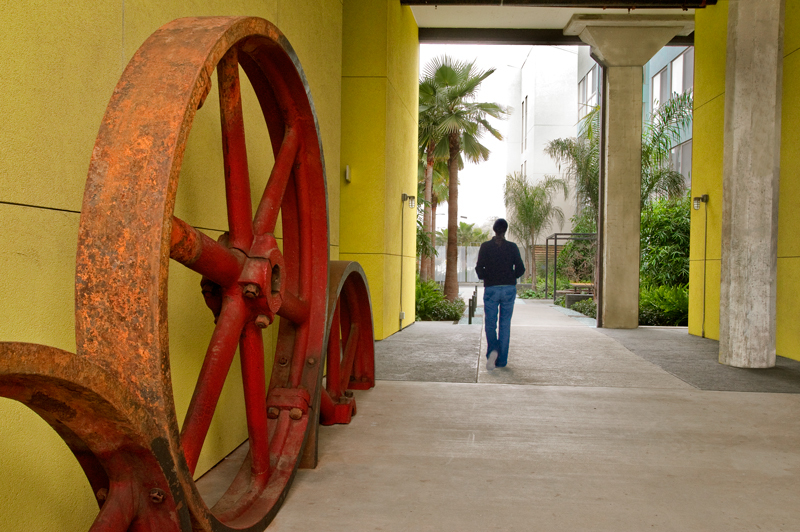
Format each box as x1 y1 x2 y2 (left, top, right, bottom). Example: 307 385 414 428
415 278 466 321
639 284 689 326
556 212 597 282
518 289 541 299
640 195 690 287
570 298 597 318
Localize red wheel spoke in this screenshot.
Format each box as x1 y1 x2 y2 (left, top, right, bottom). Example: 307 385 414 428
276 290 310 325
218 47 254 252
325 302 342 395
88 481 135 532
181 296 247 474
239 322 270 481
339 323 360 392
170 216 243 287
253 128 299 236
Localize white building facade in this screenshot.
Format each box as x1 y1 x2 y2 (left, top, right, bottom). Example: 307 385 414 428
506 46 580 243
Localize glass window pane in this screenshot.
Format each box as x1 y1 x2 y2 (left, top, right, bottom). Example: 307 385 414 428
672 54 684 95
684 48 695 92
660 69 670 107
652 72 661 109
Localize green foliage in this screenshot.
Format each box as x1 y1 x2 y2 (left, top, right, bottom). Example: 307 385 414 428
416 218 437 259
555 213 596 282
503 172 569 282
457 221 489 246
639 285 689 326
546 92 693 224
419 55 509 300
516 275 572 299
640 195 691 287
415 278 466 321
570 298 597 318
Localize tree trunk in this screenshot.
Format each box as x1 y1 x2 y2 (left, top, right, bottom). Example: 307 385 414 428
421 145 434 281
429 199 438 280
443 133 460 301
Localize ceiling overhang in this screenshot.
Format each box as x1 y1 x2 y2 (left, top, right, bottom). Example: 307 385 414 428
405 1 715 45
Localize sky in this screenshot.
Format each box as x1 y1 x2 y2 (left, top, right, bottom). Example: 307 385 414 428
419 44 532 232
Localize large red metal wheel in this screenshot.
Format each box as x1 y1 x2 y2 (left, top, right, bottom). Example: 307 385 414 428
2 17 328 532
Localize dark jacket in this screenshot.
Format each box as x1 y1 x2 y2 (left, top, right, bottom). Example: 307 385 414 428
475 237 526 287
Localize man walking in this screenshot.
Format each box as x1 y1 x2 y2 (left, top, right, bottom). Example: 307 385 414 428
475 218 525 370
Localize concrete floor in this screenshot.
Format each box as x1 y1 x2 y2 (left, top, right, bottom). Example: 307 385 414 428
204 299 800 531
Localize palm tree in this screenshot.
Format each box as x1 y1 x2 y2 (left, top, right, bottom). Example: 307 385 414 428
456 221 489 246
503 172 569 282
422 55 508 300
544 91 693 288
418 79 449 281
417 156 450 280
546 91 693 223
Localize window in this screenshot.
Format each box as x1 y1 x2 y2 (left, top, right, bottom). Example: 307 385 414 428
670 139 693 185
578 65 600 119
520 98 525 153
520 95 529 152
652 48 694 110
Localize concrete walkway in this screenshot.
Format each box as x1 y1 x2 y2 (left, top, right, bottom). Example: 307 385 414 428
260 300 800 530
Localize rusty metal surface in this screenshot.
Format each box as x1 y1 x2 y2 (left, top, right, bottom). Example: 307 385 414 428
2 16 330 531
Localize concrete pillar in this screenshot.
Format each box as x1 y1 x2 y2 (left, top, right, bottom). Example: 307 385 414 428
565 15 694 329
719 0 785 368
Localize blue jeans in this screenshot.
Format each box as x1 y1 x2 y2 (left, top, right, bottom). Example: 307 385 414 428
483 285 517 367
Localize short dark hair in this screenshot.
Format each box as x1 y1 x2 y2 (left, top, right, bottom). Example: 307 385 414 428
493 218 508 234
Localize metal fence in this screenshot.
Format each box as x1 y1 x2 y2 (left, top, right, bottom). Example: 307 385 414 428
433 245 481 283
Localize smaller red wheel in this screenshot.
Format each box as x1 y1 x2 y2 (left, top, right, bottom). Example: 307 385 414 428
320 261 375 426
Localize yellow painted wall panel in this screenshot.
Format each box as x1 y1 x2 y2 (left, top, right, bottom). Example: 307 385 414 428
0 2 123 211
776 258 800 361
687 258 721 340
339 252 388 338
340 76 388 255
387 4 421 115
0 400 97 530
384 85 419 256
342 0 388 78
693 0 728 109
688 6 726 341
689 97 724 263
779 42 800 257
784 0 800 56
0 206 95 530
276 0 343 249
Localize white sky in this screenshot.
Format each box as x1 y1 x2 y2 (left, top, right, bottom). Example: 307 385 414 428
419 44 532 232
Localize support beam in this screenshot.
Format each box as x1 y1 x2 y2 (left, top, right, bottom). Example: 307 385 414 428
719 0 785 368
564 14 693 329
403 0 717 7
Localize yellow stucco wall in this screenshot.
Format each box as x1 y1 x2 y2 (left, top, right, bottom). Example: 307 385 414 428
690 0 800 361
0 1 342 530
339 0 419 339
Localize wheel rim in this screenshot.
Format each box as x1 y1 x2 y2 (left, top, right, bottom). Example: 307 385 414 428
75 17 328 531
320 262 375 426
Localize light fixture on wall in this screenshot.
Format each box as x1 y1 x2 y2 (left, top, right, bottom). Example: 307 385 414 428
693 194 708 210
344 164 351 183
694 193 710 337
398 192 415 330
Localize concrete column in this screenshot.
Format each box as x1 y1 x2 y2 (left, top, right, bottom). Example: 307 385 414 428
719 0 785 368
565 15 693 329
